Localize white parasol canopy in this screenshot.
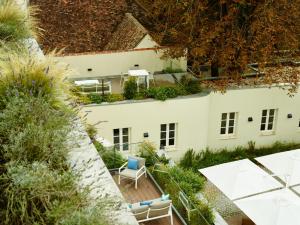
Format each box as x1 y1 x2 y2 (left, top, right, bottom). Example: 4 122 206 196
199 159 283 200
235 189 300 225
255 149 300 186
74 80 100 86
128 69 150 77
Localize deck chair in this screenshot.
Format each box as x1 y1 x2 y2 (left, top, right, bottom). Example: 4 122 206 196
118 156 147 189
130 199 173 225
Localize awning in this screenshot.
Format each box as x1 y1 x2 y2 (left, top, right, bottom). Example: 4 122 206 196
128 69 150 77
199 159 283 200
255 149 300 186
74 80 100 86
235 189 300 225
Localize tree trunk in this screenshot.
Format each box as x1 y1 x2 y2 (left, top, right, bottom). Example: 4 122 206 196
211 61 219 78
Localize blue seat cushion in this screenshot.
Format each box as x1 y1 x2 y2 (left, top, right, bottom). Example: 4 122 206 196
140 201 153 206
128 158 138 170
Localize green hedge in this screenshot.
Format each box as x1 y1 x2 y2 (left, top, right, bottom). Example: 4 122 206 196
151 166 214 225
93 142 126 169
180 141 300 172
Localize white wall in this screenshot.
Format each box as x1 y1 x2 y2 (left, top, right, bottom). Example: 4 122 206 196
56 49 187 79
207 87 300 149
83 95 210 161
83 86 300 161
134 34 157 49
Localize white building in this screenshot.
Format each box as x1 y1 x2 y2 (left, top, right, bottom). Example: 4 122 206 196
83 86 300 161
56 13 187 94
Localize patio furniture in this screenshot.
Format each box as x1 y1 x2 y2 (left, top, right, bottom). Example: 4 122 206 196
128 69 150 90
130 198 173 225
118 156 147 189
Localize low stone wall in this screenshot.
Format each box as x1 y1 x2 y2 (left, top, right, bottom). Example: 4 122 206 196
68 120 138 225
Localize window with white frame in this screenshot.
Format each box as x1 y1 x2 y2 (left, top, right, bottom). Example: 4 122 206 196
160 123 176 149
113 128 129 151
220 112 237 136
260 109 277 132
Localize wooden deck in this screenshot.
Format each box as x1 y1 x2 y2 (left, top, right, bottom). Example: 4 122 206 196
112 173 183 225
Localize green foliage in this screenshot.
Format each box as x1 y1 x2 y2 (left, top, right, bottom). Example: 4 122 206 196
145 86 185 101
87 93 104 104
168 166 205 195
138 141 159 167
105 93 124 102
0 52 68 108
94 141 126 169
0 0 37 42
180 142 300 171
163 66 184 74
151 166 213 225
86 124 97 139
180 75 202 94
0 94 72 170
123 77 137 99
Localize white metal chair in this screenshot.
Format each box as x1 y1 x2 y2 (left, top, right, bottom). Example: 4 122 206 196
118 156 147 189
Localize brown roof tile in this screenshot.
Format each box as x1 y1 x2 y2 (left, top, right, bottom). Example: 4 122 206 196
104 13 148 50
30 0 128 54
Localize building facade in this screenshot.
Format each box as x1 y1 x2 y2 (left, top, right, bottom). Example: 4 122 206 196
83 86 300 161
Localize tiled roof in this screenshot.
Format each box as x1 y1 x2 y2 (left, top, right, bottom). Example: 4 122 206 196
30 0 127 54
104 13 148 50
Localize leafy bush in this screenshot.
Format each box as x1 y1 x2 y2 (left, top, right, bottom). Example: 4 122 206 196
106 93 124 102
168 166 205 195
0 52 68 108
87 93 104 104
151 166 213 225
145 86 185 101
0 94 72 171
94 142 126 169
0 1 37 42
180 142 300 172
180 75 202 94
123 77 137 99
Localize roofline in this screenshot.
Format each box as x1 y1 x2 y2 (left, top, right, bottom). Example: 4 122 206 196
56 46 167 57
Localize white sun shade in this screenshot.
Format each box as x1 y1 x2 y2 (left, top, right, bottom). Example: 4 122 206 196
74 80 100 86
199 159 283 200
255 149 300 186
128 69 149 77
235 189 300 225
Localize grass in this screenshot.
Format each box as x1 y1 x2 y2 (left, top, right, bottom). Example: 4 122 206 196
180 141 300 172
0 0 37 42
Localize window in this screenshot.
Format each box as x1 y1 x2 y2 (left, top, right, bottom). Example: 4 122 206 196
220 112 237 136
113 128 129 151
160 123 176 149
260 109 277 132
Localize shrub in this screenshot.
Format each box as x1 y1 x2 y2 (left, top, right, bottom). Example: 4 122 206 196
106 93 124 102
94 141 126 169
0 1 37 42
138 141 159 167
145 86 184 101
86 124 97 139
180 141 300 172
87 93 104 104
180 75 202 94
123 77 137 99
0 95 72 170
168 166 205 195
0 52 68 108
151 166 213 225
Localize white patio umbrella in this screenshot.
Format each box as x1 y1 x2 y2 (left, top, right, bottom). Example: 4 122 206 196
235 189 300 225
74 80 100 86
256 149 300 186
199 159 283 200
128 69 150 89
